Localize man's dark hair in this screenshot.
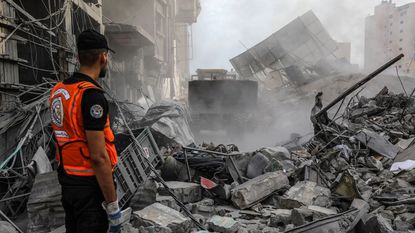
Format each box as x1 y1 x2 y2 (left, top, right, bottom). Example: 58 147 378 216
78 49 107 66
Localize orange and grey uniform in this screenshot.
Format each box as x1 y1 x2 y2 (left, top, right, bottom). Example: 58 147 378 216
49 73 118 233
49 76 118 176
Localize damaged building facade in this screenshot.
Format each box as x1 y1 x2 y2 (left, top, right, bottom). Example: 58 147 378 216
365 0 415 75
230 11 358 92
103 0 201 103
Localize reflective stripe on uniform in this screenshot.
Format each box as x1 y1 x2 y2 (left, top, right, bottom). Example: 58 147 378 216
65 167 94 174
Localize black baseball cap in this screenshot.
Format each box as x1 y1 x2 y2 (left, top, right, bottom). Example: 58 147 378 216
77 29 115 53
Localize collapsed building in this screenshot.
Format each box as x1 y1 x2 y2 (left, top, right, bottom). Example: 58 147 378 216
230 10 358 92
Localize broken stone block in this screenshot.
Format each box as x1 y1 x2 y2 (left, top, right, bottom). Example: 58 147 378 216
398 212 415 225
236 229 249 233
386 204 408 215
0 221 18 233
130 179 157 210
312 194 332 207
291 208 313 226
285 224 295 231
192 214 206 226
246 152 270 178
351 199 370 213
379 210 394 221
121 223 139 233
262 226 280 233
158 181 202 204
258 147 291 161
278 181 330 209
394 216 414 231
268 209 292 228
156 195 180 211
307 205 337 220
363 215 394 233
27 171 65 233
231 171 289 209
192 199 215 217
207 215 240 233
131 203 191 233
366 156 384 171
238 219 264 233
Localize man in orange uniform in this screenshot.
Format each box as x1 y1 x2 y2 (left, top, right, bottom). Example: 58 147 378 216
50 29 121 233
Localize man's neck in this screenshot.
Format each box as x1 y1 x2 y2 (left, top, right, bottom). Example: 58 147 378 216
79 67 99 81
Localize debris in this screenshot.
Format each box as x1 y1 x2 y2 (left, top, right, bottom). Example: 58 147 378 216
285 209 362 233
291 208 314 226
355 129 400 159
191 199 215 217
268 209 292 228
351 199 370 213
0 221 19 233
156 195 181 212
246 152 270 179
28 147 52 175
207 215 240 233
138 100 195 147
130 179 158 210
231 171 289 209
26 171 64 233
333 171 362 200
361 214 394 233
307 205 337 219
131 203 192 233
278 181 330 209
158 181 202 204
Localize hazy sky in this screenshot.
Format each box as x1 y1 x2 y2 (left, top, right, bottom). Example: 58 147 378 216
190 0 414 73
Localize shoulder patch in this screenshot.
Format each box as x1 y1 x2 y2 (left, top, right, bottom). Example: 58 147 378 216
51 97 64 127
90 104 104 119
52 88 71 100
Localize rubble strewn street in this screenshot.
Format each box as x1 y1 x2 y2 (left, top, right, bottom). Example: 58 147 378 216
2 0 415 232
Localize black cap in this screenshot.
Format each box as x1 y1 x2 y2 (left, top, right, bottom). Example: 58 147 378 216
77 29 115 53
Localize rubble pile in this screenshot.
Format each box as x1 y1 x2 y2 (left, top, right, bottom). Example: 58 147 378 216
112 87 415 233
2 79 415 232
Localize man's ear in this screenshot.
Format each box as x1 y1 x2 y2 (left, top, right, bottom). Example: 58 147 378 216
100 52 107 66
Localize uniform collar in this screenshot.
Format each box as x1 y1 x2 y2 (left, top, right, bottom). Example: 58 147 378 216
62 72 103 89
72 72 102 88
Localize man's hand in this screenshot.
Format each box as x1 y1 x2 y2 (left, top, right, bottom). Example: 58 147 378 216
102 201 133 233
103 201 122 233
85 130 117 203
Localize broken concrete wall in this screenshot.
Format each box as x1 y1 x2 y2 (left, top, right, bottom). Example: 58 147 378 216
231 171 289 209
26 171 64 233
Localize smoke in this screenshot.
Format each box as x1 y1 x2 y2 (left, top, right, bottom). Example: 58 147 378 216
191 0 414 72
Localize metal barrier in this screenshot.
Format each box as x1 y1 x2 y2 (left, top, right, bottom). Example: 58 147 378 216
114 127 163 208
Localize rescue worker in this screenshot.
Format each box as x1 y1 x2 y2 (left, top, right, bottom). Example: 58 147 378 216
49 29 121 233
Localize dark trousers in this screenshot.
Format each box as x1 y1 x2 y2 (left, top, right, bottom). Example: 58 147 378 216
61 185 108 233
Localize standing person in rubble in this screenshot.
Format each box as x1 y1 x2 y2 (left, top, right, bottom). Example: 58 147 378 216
310 91 331 135
49 29 121 233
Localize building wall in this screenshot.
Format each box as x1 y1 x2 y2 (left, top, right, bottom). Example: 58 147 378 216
334 42 351 63
103 0 200 101
365 1 415 74
0 1 18 111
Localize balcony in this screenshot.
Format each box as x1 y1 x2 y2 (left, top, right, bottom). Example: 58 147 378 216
175 0 201 24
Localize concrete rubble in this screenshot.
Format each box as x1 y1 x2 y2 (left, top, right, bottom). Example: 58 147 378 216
207 215 240 233
0 221 19 233
231 171 289 209
131 203 192 233
158 181 202 204
3 87 415 232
